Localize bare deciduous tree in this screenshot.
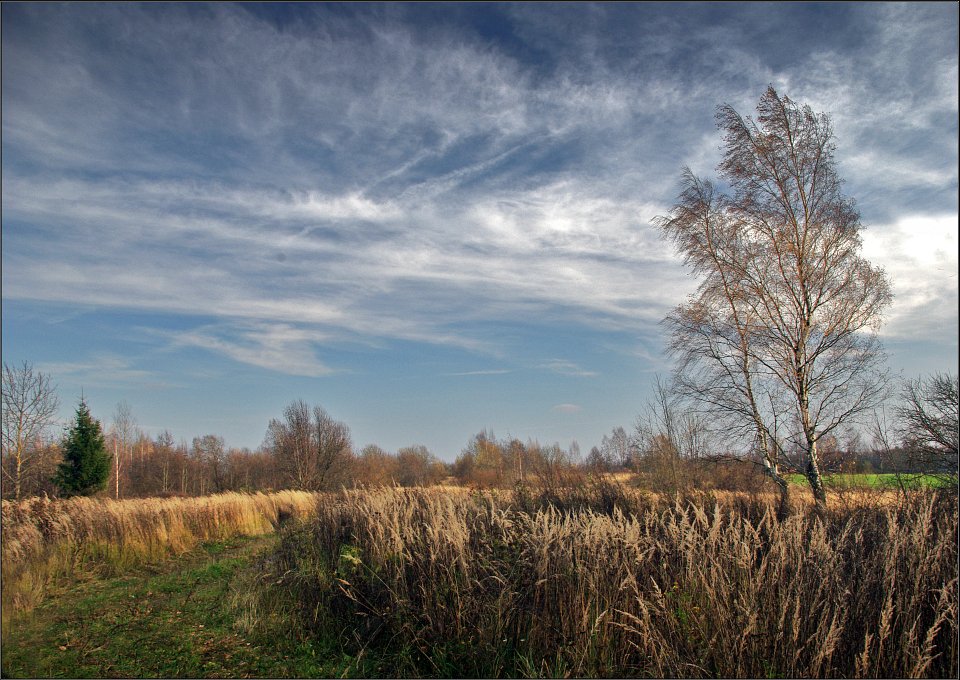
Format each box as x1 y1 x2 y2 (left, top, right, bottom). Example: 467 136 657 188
658 87 892 513
311 405 353 490
192 433 226 493
266 400 352 491
267 400 312 490
110 401 139 499
599 426 638 471
355 444 397 486
154 430 176 494
396 445 444 487
896 373 958 486
1 361 61 499
632 376 712 493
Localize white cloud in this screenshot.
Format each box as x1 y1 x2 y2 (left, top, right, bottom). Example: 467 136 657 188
861 213 959 340
552 403 582 413
166 323 338 378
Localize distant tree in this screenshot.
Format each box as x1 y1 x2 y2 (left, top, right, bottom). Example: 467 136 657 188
396 445 445 487
266 400 311 490
528 442 579 490
54 400 110 497
354 444 397 486
266 400 353 491
585 446 609 473
154 430 177 495
658 87 892 514
470 431 506 486
897 373 958 486
1 361 61 499
634 378 711 457
452 448 477 486
192 434 226 494
244 448 283 491
126 432 155 496
455 432 529 487
506 438 529 483
311 406 354 489
600 426 639 471
110 401 138 499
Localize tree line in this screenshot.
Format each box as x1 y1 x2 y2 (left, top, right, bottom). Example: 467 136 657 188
1 358 955 501
0 369 449 499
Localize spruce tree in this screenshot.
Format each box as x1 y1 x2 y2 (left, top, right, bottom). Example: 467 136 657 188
54 399 111 496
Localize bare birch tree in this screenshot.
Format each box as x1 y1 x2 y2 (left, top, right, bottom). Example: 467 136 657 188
658 87 892 513
110 401 138 499
599 426 638 471
1 361 61 499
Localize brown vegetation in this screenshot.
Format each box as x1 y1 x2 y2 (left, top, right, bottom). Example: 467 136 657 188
0 490 320 627
244 484 958 678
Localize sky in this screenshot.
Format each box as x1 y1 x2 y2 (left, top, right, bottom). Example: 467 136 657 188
2 2 957 460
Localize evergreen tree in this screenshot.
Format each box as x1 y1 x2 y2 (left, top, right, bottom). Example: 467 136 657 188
54 399 111 496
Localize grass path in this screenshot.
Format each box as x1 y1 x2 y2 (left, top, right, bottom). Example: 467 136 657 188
1 534 361 678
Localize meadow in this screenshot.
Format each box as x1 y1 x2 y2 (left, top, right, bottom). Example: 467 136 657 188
784 472 950 489
1 490 319 626
2 483 957 678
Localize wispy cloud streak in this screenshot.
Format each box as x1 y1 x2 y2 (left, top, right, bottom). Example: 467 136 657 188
2 3 955 378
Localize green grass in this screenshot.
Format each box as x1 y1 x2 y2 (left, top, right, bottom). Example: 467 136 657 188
785 472 949 489
0 534 371 678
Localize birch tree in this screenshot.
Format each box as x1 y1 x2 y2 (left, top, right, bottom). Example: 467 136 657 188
1 361 60 500
658 87 892 513
110 401 138 499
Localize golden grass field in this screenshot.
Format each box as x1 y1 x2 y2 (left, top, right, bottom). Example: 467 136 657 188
2 483 957 677
245 483 957 677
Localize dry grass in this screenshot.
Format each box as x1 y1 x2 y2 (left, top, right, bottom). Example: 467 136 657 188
248 484 958 678
0 490 319 628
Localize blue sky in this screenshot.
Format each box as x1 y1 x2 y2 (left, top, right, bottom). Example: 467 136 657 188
2 2 957 459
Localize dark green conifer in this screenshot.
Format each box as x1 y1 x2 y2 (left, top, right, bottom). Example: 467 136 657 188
54 399 111 496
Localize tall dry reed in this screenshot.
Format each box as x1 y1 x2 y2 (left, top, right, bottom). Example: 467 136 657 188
248 486 958 678
1 490 319 627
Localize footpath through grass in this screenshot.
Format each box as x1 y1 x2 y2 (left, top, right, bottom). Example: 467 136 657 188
0 534 369 679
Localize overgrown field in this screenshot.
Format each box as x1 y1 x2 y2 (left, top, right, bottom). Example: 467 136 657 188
1 490 319 626
242 485 959 678
2 485 957 678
